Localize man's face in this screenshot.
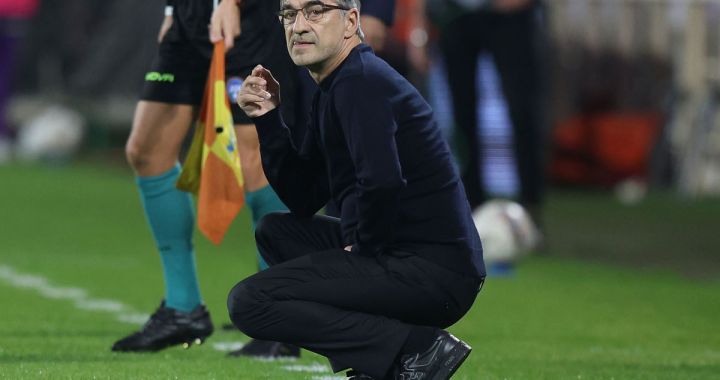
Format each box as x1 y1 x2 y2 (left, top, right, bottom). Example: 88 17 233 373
280 0 350 69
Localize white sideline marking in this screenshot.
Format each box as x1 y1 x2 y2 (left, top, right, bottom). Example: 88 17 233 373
211 341 245 352
285 362 346 378
282 362 346 379
39 286 86 300
116 313 153 325
0 264 147 325
281 363 330 373
76 299 127 312
0 264 343 378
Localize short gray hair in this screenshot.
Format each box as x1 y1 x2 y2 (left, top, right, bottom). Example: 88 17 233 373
280 0 365 41
338 0 365 41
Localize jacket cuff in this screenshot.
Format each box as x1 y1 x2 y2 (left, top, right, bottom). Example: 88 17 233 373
253 108 287 142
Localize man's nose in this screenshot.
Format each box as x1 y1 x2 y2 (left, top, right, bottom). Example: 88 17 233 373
292 10 311 32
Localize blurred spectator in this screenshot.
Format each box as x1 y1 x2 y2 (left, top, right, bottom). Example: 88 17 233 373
429 0 547 223
361 0 396 53
0 0 38 161
382 0 430 87
12 0 161 99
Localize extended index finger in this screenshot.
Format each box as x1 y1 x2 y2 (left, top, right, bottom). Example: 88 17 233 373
251 65 267 78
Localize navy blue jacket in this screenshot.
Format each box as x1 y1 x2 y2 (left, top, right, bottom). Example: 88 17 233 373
255 45 485 278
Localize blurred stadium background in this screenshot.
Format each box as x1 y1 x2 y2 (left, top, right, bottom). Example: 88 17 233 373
0 0 719 379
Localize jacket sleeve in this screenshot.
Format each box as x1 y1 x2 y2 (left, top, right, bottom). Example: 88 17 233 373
253 108 331 217
333 76 406 257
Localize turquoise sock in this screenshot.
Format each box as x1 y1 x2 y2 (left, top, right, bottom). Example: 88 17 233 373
245 185 287 270
136 164 201 312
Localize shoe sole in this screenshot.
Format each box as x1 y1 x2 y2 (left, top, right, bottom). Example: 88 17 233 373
431 340 472 380
181 335 211 350
112 330 213 352
168 329 214 351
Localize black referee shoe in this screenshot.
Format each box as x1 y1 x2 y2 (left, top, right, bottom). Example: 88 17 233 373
395 331 471 380
227 339 300 359
111 301 213 352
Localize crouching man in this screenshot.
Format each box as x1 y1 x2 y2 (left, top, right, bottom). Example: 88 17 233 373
229 1 486 378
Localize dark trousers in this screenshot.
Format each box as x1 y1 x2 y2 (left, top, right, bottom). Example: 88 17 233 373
227 213 481 379
440 7 545 210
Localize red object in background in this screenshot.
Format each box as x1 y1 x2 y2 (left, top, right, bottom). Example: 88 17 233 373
550 112 662 186
0 0 39 18
391 0 413 43
391 0 437 43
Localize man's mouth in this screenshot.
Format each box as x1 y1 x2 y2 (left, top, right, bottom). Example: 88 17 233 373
292 41 314 47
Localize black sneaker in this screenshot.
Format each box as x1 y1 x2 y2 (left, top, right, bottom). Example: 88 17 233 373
227 338 300 359
111 301 213 352
396 331 471 380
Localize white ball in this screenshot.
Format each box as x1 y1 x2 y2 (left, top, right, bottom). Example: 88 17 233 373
16 106 86 162
614 178 647 205
472 199 541 264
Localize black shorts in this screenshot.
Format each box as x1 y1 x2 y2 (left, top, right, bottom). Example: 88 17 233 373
140 0 300 126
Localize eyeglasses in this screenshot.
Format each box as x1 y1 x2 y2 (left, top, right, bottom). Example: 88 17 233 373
278 2 350 26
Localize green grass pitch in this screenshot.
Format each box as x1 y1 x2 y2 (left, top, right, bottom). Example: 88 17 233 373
0 163 718 379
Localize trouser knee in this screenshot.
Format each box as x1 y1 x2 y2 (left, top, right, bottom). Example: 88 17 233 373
227 280 269 338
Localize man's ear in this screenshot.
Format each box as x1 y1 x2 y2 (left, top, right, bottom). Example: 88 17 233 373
344 8 360 39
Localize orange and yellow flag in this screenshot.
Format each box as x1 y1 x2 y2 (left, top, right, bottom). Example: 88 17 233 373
177 41 244 245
